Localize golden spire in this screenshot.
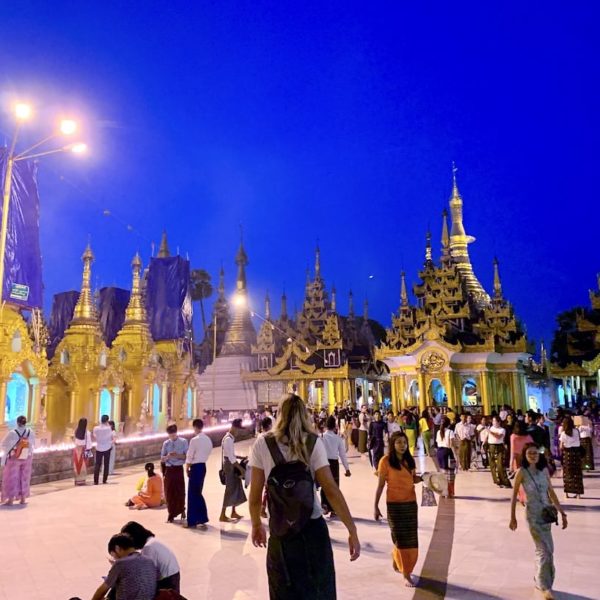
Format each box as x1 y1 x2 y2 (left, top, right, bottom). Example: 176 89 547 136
331 285 337 312
72 244 98 323
493 257 503 299
449 162 466 237
221 238 255 356
235 236 249 292
348 289 355 317
124 253 147 323
265 291 271 320
280 290 288 320
157 230 170 258
400 271 408 308
441 209 450 262
447 163 490 305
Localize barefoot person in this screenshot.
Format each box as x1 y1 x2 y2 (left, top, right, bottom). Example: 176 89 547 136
509 443 567 600
374 431 421 587
219 419 246 522
249 394 360 599
161 424 188 523
125 463 163 510
1 416 35 506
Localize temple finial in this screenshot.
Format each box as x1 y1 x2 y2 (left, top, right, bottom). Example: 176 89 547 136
72 243 97 322
235 236 249 292
449 163 466 237
425 230 432 263
363 297 369 321
315 242 321 279
218 263 225 297
441 209 449 251
280 289 288 320
493 257 503 298
158 230 170 258
124 252 147 323
331 284 337 312
400 271 408 307
265 291 271 320
348 289 355 317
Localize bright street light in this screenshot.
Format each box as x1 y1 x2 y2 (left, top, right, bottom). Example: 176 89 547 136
14 103 32 120
70 142 87 154
60 119 77 135
1 102 88 306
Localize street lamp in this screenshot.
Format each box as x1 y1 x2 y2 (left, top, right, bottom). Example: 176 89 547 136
0 102 87 304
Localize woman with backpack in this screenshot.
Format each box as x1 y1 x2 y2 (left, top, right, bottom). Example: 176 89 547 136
374 431 421 588
249 393 360 599
1 415 35 505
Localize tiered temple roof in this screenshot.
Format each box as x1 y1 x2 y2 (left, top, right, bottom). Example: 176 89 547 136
381 174 527 356
550 273 600 375
251 245 385 375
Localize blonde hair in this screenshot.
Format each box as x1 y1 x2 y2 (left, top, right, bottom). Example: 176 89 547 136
272 393 315 465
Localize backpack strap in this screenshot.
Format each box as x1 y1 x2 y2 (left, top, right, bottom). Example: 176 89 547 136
305 433 317 458
265 433 287 466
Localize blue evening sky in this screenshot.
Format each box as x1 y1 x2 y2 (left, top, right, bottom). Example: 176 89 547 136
1 2 598 346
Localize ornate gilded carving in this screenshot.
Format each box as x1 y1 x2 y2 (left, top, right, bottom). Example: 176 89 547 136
420 351 446 373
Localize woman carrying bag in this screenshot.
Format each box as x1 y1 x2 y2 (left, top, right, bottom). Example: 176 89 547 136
509 443 567 600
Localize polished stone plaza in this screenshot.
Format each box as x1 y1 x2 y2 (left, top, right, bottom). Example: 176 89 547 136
0 441 597 600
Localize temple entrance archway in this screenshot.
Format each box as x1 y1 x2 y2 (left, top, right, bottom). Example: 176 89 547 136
407 379 419 407
428 378 447 405
99 387 112 419
5 373 29 423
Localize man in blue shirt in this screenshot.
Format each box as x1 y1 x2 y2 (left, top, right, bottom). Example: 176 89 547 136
161 424 189 523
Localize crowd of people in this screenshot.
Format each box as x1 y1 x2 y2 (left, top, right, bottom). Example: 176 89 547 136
1 395 597 599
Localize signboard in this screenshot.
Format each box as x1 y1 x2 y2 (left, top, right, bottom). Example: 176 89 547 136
9 283 29 302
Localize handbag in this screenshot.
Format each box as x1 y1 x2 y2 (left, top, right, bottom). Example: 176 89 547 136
421 485 437 507
524 468 558 525
218 434 230 486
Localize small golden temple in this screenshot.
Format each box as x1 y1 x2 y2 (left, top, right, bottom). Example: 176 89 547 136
243 245 388 411
376 173 530 414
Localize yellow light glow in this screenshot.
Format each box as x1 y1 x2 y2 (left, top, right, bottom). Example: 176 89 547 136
232 293 247 307
15 103 32 120
70 142 87 154
60 119 77 135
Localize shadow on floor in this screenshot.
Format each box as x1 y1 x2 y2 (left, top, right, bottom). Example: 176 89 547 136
414 578 504 599
454 495 510 503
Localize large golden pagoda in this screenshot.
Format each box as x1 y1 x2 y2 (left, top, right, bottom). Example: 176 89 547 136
243 245 388 410
377 173 529 414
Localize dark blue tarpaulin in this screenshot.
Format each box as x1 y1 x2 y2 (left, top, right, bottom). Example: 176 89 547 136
0 149 44 308
47 290 79 358
98 287 130 347
146 256 192 341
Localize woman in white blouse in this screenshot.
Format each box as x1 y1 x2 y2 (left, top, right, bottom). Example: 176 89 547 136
559 417 584 498
436 417 455 497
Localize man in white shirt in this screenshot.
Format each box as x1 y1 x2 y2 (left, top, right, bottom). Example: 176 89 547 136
320 416 351 516
93 414 115 485
220 419 247 522
488 416 511 488
185 418 213 529
455 413 475 471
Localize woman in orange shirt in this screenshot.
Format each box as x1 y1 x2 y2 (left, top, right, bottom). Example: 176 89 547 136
374 431 421 587
126 462 164 510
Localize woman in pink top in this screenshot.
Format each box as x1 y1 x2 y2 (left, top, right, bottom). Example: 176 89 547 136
510 421 533 504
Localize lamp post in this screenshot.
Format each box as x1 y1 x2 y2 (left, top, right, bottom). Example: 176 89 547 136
0 103 86 305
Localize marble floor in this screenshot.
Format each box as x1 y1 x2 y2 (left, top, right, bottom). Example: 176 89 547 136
0 441 598 600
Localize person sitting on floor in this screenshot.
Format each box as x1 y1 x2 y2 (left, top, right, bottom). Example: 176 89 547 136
121 521 181 592
125 463 163 510
90 533 158 600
